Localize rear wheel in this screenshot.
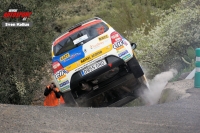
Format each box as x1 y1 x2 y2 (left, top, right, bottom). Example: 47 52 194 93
127 56 144 78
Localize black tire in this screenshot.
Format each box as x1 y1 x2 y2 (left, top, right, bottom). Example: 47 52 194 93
127 56 144 78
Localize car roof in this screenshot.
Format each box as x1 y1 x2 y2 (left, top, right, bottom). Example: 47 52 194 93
52 17 103 46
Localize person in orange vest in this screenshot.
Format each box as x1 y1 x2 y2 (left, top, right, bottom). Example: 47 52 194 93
43 82 65 106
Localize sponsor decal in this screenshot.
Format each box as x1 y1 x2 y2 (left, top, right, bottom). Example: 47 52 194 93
70 53 80 59
118 50 128 57
116 46 126 53
110 31 125 50
52 62 61 70
98 34 109 41
113 40 124 49
2 2 33 27
110 31 122 44
80 50 103 64
65 44 112 71
90 39 110 49
57 75 68 83
116 45 131 61
60 53 70 61
80 56 91 64
60 85 70 92
55 69 67 79
90 42 104 49
52 61 64 74
59 80 69 88
79 44 112 65
64 53 81 62
122 38 129 46
65 63 77 72
73 34 88 45
122 54 131 61
91 50 102 58
57 74 67 81
58 46 85 67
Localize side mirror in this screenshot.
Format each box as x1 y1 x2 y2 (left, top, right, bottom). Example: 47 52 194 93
131 43 137 50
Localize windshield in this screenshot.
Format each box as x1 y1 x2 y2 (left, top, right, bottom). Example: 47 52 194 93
53 22 109 56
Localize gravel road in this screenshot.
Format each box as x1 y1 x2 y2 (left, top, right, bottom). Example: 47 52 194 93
1 79 200 133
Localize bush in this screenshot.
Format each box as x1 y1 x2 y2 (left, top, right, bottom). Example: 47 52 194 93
131 0 200 78
0 0 61 104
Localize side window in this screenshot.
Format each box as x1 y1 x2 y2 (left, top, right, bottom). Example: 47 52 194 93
53 37 76 56
65 37 75 50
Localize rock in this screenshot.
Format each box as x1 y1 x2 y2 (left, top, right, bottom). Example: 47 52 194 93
158 79 193 104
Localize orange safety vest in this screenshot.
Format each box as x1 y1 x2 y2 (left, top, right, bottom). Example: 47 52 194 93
60 96 65 104
44 86 60 107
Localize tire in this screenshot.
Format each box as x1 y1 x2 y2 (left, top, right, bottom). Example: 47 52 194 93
137 76 149 95
127 56 144 78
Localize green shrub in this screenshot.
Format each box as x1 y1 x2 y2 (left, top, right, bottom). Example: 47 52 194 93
0 0 62 104
131 0 200 78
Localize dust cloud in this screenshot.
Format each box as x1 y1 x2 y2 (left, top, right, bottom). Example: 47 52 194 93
140 69 178 105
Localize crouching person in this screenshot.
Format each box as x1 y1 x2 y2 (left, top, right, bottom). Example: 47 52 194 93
44 82 65 106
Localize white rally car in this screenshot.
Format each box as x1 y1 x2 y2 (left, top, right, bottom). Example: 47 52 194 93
52 17 147 107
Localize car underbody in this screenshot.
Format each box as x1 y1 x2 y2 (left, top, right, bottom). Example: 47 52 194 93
62 59 146 107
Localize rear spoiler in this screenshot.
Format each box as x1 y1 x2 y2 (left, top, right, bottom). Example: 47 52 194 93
68 17 102 32
53 17 102 42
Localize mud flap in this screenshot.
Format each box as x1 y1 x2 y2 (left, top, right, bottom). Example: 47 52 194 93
127 56 144 78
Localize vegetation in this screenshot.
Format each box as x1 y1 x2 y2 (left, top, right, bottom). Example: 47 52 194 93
0 0 62 104
132 0 200 78
1 0 199 105
55 0 180 36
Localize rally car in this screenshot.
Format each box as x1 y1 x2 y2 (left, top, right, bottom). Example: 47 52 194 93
51 17 148 107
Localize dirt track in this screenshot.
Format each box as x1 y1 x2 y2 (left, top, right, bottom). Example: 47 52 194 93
1 79 200 133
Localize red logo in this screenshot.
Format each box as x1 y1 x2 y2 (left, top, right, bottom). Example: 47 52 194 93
110 31 122 44
3 9 32 20
2 2 32 21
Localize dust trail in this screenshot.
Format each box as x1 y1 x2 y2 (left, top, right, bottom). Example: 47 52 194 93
141 69 178 105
